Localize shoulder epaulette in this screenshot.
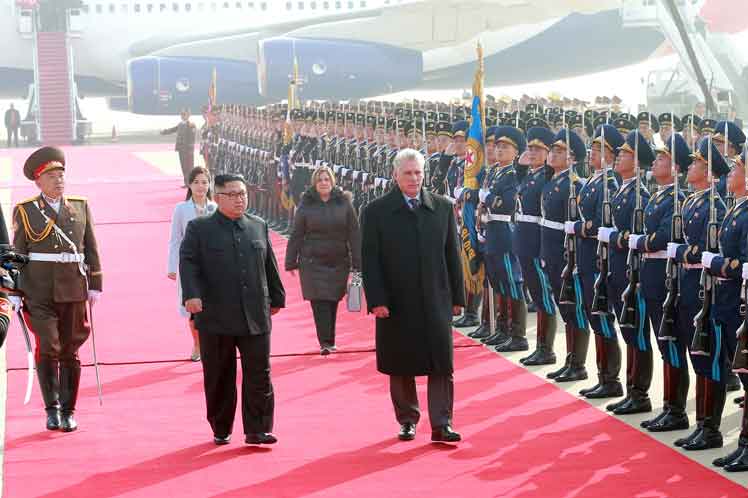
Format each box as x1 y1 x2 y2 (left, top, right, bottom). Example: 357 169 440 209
18 196 38 205
65 195 87 202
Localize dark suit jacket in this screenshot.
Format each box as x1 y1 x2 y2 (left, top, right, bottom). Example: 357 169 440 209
179 210 285 336
163 121 197 151
4 109 20 129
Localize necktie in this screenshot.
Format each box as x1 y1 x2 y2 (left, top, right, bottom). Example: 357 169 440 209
408 198 420 210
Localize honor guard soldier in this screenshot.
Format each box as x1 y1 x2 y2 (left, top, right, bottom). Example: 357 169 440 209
666 138 728 447
598 130 654 413
658 112 682 148
700 118 717 141
479 126 526 351
515 122 559 365
637 112 659 146
541 129 590 382
13 147 103 432
565 124 623 399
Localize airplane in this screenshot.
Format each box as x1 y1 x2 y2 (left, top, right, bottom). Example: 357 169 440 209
0 0 743 115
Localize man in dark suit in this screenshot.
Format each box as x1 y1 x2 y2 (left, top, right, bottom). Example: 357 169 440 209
162 109 197 187
180 173 285 446
361 148 466 443
4 104 20 148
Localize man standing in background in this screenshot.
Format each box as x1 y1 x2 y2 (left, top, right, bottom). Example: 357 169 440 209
162 109 197 187
5 104 20 148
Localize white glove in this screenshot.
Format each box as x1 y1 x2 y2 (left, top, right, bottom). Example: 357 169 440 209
597 227 614 243
628 234 643 249
477 232 486 243
564 221 576 235
8 295 21 311
701 251 717 269
453 186 464 201
478 189 490 204
88 290 101 306
666 242 681 259
743 263 748 280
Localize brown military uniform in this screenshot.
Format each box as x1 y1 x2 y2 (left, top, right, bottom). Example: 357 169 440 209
13 195 102 361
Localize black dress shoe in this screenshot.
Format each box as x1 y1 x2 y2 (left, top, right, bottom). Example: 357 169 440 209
453 315 479 328
674 427 701 447
46 410 61 431
523 350 556 366
60 413 77 432
214 434 232 445
482 331 508 346
320 347 331 356
468 323 489 338
547 362 570 379
682 428 722 450
724 446 748 472
555 366 588 383
734 396 745 404
713 445 744 467
614 397 652 416
647 412 689 433
579 383 600 396
495 336 529 352
726 373 741 392
607 395 630 412
398 422 416 441
245 433 278 445
584 382 624 399
431 425 461 443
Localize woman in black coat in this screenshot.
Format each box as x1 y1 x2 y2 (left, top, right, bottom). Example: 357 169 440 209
285 165 362 354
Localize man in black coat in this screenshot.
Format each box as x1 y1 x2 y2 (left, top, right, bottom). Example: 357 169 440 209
361 148 466 443
162 109 197 187
180 173 285 446
4 104 20 148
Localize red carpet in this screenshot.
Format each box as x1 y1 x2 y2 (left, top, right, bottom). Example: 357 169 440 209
3 145 747 497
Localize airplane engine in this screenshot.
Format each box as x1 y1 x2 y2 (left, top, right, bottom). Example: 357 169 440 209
257 37 423 100
127 55 266 115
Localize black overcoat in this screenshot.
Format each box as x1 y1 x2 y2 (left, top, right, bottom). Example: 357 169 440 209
361 186 465 376
179 210 286 336
284 187 362 302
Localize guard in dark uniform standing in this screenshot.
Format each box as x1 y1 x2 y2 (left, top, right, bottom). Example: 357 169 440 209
13 147 103 432
566 124 623 398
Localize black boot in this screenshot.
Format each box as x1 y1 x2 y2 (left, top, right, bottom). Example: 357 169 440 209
585 336 623 399
37 358 61 431
617 348 653 416
482 294 509 345
649 365 690 433
454 290 481 328
547 323 573 379
675 373 704 446
608 345 634 411
555 326 589 382
726 372 741 392
469 286 492 339
59 360 82 432
522 312 557 366
495 298 528 352
580 335 604 395
722 398 748 471
684 378 725 450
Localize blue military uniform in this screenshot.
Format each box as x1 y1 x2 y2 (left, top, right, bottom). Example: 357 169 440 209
570 124 623 398
604 131 653 414
540 129 590 382
515 124 558 366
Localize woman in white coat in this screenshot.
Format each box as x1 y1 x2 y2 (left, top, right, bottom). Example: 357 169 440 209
167 166 217 360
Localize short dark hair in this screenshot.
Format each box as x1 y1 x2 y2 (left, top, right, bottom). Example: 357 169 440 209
214 174 245 188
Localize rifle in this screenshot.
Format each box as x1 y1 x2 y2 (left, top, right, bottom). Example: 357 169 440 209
591 125 612 315
659 124 682 341
559 127 578 305
692 135 718 356
619 132 643 328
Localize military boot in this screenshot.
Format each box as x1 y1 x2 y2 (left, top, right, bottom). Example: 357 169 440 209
37 358 61 430
555 326 588 382
585 336 623 399
649 365 689 433
482 293 509 345
721 396 748 471
59 360 82 432
547 323 573 379
496 298 528 352
454 290 481 328
522 311 557 366
469 286 492 339
608 345 634 411
684 378 725 450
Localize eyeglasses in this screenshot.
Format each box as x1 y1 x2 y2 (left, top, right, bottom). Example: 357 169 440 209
216 191 247 199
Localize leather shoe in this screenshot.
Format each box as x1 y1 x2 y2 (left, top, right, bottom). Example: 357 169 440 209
613 397 652 416
555 366 588 383
714 445 744 467
726 373 741 392
734 396 745 405
584 382 624 399
468 323 489 338
453 315 479 328
482 331 508 346
320 347 331 356
213 434 232 445
579 383 600 396
607 395 630 412
724 447 748 472
647 412 689 433
682 428 722 450
546 362 569 379
60 412 77 432
675 427 701 447
431 425 461 443
398 422 416 441
495 336 529 352
46 410 61 431
245 433 278 445
522 350 556 366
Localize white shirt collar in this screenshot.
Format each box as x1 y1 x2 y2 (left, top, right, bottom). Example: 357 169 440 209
43 194 61 213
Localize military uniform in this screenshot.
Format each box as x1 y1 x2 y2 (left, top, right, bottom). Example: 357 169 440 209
14 147 102 433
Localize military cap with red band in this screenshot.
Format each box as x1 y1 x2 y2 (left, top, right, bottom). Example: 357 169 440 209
24 146 66 181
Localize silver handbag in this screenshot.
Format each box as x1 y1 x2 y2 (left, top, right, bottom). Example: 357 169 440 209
346 272 362 312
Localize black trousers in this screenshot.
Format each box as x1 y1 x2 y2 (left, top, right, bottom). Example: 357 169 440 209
7 127 18 147
178 148 195 186
198 331 274 437
389 374 453 429
310 300 338 348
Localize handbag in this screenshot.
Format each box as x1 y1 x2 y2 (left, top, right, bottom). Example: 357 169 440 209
346 271 362 312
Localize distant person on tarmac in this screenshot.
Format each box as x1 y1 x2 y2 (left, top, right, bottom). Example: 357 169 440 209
161 109 197 187
5 104 20 148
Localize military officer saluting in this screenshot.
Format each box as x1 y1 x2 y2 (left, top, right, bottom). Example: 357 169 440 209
12 147 102 432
